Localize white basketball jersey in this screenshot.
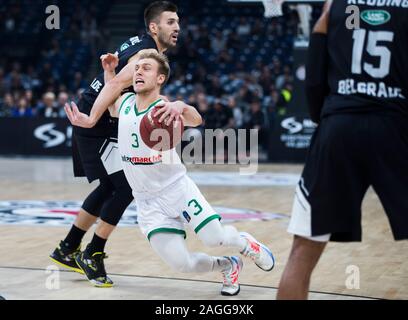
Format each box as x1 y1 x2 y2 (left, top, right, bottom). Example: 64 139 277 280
118 93 186 199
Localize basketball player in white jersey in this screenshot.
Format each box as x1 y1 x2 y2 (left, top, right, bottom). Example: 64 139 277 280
65 51 275 296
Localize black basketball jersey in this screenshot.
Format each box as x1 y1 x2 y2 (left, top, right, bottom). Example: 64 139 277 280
322 0 408 117
81 33 158 111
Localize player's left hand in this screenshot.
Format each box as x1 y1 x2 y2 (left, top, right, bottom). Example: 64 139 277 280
65 102 96 128
154 101 185 127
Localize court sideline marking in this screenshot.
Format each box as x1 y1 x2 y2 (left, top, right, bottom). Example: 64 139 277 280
0 265 380 300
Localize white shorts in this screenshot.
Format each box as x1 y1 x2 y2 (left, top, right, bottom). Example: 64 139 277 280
135 175 221 240
287 185 331 242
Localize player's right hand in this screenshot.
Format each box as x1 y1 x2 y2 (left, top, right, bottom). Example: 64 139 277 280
65 102 96 128
100 53 119 73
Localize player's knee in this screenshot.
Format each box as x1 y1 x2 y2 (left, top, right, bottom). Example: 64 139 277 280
201 232 224 248
82 178 115 217
198 220 225 247
169 257 195 273
95 178 115 199
99 186 134 226
114 185 134 209
288 235 326 269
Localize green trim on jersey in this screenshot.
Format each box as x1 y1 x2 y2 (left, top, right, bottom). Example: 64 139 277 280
147 228 186 241
119 93 135 114
134 98 163 116
194 214 222 234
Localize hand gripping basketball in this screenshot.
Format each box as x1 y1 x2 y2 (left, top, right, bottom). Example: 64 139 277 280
140 103 184 151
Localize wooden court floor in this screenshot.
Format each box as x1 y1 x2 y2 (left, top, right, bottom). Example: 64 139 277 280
0 157 407 300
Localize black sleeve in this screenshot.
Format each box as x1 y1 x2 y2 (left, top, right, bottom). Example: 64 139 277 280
119 43 154 64
305 33 329 124
117 36 157 67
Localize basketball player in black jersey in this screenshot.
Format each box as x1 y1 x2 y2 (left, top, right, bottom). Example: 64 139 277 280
50 1 185 287
277 0 408 299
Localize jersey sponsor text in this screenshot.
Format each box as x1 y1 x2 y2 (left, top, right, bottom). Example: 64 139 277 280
122 154 162 165
338 78 405 99
347 0 408 8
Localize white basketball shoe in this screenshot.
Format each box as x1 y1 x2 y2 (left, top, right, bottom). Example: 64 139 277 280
220 256 243 296
240 232 275 271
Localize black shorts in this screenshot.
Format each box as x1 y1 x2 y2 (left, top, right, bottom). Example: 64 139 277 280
288 112 408 242
72 99 121 183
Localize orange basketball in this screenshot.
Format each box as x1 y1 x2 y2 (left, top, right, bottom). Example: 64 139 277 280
140 106 184 151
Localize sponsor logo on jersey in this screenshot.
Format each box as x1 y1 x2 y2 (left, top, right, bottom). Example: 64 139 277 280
361 10 391 26
121 155 162 165
0 201 288 226
338 78 405 99
90 78 103 92
120 43 130 52
182 211 191 222
129 36 141 45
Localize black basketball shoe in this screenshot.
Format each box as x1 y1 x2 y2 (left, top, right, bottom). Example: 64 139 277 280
75 245 113 288
49 241 83 274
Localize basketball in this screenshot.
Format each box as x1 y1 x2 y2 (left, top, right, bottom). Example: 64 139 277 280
140 105 184 151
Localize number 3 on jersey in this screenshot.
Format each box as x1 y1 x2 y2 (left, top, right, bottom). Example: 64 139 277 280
131 133 139 148
188 199 203 216
351 29 394 79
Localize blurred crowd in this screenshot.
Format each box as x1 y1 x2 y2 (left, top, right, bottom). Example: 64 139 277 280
162 5 299 150
0 0 300 151
0 61 87 118
0 0 110 118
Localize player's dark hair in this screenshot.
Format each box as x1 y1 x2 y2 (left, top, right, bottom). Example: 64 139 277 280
144 1 178 33
138 51 171 87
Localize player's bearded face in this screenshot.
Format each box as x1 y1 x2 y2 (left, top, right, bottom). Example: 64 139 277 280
156 12 180 48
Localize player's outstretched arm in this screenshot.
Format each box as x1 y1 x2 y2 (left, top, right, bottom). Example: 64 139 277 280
65 101 96 128
155 101 202 127
81 49 158 127
64 52 121 127
85 60 136 126
101 53 119 117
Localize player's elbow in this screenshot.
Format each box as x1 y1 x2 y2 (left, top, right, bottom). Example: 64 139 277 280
191 107 203 127
195 115 203 127
190 114 202 127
